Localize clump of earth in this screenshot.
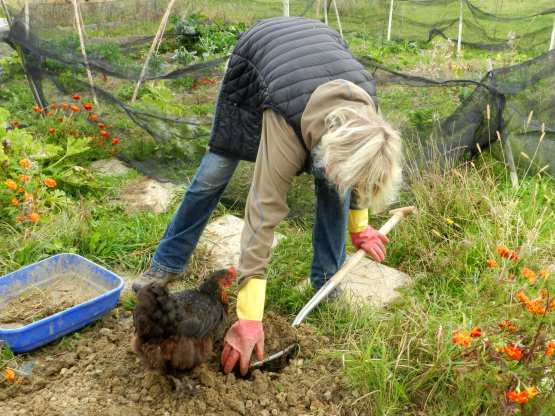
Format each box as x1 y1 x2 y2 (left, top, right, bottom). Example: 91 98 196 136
0 303 359 415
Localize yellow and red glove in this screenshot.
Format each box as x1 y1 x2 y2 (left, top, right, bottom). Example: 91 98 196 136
349 209 389 262
221 277 266 375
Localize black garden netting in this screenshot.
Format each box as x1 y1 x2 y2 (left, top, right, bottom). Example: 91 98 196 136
0 0 553 192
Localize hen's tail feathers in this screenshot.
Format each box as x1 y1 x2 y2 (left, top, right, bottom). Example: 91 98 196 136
133 283 180 340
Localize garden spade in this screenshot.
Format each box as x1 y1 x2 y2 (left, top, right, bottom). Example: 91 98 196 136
250 205 417 372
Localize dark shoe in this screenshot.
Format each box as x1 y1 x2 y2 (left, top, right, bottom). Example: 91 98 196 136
132 267 182 293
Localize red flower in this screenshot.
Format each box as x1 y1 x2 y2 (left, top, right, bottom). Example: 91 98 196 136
509 251 520 262
498 320 517 332
111 137 120 146
100 130 110 138
496 245 510 258
502 344 524 361
470 327 481 338
506 390 529 404
72 94 80 101
98 123 106 129
83 102 93 111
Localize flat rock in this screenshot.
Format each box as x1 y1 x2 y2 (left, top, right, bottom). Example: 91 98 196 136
340 257 411 307
90 158 132 176
120 177 180 214
199 215 284 269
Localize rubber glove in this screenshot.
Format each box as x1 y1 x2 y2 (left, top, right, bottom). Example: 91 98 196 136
348 209 389 262
221 277 266 375
221 319 264 376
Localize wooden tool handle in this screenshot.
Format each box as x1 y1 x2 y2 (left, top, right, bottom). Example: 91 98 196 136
326 205 417 287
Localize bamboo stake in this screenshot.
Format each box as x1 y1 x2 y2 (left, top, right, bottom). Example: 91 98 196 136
0 0 46 110
283 0 289 17
323 0 328 25
71 0 97 105
132 0 176 103
332 0 343 39
457 0 463 56
387 0 394 41
550 17 555 51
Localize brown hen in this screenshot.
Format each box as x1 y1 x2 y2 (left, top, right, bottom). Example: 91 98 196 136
133 267 236 378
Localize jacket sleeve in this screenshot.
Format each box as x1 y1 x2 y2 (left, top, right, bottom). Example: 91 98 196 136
238 109 306 285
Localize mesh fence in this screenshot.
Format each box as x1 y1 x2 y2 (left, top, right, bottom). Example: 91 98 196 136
0 0 553 217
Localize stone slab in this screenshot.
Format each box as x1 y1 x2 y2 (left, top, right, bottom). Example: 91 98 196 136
199 215 284 270
120 176 180 214
90 158 132 176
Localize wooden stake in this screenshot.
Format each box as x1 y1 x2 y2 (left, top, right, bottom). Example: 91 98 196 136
500 131 519 188
387 0 394 41
550 17 555 51
457 0 463 56
324 0 328 25
332 0 343 39
132 0 176 103
0 0 46 110
71 0 97 105
283 0 289 17
24 1 29 40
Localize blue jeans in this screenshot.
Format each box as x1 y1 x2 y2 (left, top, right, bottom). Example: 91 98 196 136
152 151 350 290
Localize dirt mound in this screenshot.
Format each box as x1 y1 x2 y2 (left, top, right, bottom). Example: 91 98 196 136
0 306 356 415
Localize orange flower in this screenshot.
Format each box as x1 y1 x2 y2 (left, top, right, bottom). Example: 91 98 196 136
88 114 98 122
50 103 58 110
521 267 536 284
526 386 539 399
509 251 520 262
62 103 69 110
4 368 15 383
17 187 24 194
551 299 555 310
43 178 57 188
48 127 56 134
19 158 31 169
486 258 497 268
470 327 481 338
516 290 529 304
539 288 549 299
498 320 517 332
10 197 19 206
4 179 17 191
111 137 120 146
28 213 40 223
527 299 546 315
83 102 93 111
539 270 549 280
496 245 510 258
70 105 80 113
452 330 472 347
502 344 524 361
546 341 555 358
33 106 44 113
506 390 529 404
18 174 30 183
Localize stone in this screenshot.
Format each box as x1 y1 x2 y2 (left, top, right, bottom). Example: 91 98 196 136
339 256 411 307
120 176 180 214
90 158 132 176
199 215 284 269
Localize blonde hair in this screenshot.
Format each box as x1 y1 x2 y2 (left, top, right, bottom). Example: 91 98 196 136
313 105 403 213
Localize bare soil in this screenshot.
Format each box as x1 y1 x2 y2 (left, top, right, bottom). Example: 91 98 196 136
0 304 357 415
0 274 104 328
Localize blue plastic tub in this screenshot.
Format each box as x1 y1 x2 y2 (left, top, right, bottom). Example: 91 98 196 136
0 253 124 353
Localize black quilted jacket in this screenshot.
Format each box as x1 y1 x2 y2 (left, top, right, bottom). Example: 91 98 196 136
208 16 377 162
